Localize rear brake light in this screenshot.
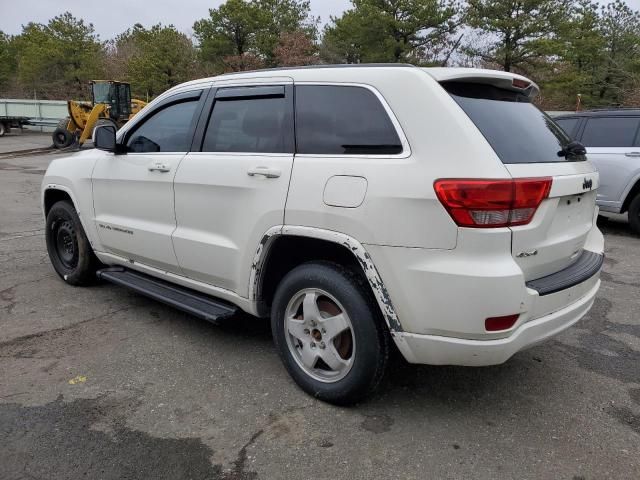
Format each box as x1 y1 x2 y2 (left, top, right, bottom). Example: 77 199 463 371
434 178 552 228
512 78 531 89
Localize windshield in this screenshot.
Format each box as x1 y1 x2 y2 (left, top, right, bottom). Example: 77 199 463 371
93 83 112 104
443 82 581 164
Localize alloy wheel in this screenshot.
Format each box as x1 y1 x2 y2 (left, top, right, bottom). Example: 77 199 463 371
284 288 356 383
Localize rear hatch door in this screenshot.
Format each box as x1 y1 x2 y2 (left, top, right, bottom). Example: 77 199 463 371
443 79 598 281
505 163 598 280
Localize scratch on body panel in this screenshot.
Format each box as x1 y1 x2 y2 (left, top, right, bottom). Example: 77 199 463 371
249 226 282 306
249 225 402 332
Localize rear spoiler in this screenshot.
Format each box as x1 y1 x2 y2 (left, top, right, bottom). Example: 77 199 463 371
424 68 540 98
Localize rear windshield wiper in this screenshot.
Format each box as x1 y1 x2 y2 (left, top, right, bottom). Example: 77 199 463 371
557 141 587 160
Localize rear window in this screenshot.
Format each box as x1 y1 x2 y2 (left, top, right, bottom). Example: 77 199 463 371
443 82 577 164
203 96 291 153
295 85 403 155
581 117 640 147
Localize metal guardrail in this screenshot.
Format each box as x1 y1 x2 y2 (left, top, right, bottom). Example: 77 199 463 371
547 111 574 117
0 98 67 132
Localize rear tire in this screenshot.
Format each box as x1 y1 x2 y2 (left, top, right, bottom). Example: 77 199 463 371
52 118 74 149
628 194 640 235
45 200 100 286
271 262 389 405
0 122 6 136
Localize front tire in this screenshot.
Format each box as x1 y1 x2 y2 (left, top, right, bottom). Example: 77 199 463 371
45 200 99 285
271 262 389 405
628 194 640 235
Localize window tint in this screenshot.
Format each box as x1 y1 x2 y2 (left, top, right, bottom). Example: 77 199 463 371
581 117 640 147
295 86 402 155
127 100 199 153
554 118 580 139
444 82 576 164
202 96 292 153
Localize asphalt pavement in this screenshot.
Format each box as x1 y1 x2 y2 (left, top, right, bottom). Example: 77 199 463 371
0 146 639 479
0 130 52 154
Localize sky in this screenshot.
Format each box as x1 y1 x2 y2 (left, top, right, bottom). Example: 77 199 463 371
0 0 352 39
1 0 639 40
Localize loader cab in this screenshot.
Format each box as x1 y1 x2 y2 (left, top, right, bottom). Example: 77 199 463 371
91 81 132 121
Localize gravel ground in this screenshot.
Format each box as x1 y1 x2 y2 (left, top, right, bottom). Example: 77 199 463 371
0 150 639 480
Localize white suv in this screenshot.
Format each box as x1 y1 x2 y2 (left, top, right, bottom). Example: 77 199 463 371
42 65 604 404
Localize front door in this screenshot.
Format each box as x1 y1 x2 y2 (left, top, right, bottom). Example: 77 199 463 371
92 90 205 273
172 82 295 295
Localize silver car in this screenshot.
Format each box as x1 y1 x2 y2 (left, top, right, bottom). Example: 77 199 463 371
554 109 640 234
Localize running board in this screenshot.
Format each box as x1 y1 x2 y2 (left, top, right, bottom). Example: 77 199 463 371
96 267 238 323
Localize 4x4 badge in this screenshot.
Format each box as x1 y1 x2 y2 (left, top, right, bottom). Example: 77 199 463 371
583 178 593 190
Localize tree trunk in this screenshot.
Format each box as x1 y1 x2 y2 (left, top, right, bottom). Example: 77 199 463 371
503 33 512 72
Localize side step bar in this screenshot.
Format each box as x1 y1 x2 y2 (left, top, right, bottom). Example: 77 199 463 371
96 267 238 323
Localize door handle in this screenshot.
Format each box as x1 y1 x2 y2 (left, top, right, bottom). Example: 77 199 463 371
247 166 281 179
148 162 170 172
625 152 640 157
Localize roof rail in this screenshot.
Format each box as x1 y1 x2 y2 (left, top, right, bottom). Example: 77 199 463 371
219 63 419 77
581 107 640 112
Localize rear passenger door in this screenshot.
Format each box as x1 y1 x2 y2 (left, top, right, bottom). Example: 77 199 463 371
172 82 295 295
579 116 640 210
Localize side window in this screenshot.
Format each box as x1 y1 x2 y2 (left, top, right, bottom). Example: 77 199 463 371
202 93 292 153
127 100 199 153
554 118 580 139
295 85 403 155
581 117 640 148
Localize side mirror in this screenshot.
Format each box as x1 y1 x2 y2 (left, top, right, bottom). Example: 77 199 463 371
93 125 117 152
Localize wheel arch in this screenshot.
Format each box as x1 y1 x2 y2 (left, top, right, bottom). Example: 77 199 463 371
43 185 94 246
43 186 75 217
250 226 402 333
620 174 640 213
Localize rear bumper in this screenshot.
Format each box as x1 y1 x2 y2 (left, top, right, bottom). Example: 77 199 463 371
526 250 603 296
394 278 600 366
365 217 604 366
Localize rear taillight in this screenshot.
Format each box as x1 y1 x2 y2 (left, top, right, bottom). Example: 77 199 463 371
434 178 552 228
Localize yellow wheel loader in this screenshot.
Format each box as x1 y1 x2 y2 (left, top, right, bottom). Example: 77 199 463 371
52 80 146 149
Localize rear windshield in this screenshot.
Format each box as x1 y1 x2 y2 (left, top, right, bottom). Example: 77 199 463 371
443 82 580 164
